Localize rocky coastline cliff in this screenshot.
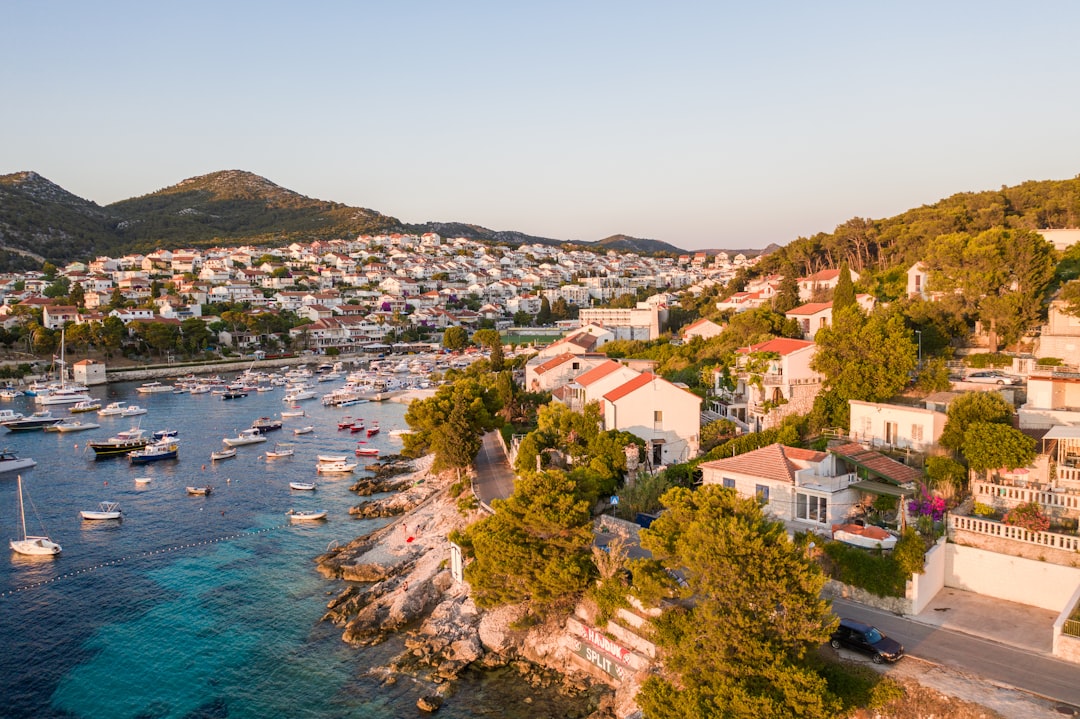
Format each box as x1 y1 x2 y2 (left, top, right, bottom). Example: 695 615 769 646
313 455 621 716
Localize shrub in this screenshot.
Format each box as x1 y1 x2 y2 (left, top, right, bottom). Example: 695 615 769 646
972 502 997 517
1003 502 1050 533
822 541 909 597
963 352 1013 369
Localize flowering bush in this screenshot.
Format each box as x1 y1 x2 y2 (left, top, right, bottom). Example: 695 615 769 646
1002 502 1050 533
907 488 947 522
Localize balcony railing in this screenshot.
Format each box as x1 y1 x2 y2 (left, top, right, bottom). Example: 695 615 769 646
949 515 1080 552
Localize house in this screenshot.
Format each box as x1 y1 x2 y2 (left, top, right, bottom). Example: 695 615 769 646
699 442 919 530
1020 367 1080 429
1036 298 1080 368
681 318 725 342
578 302 666 341
785 296 877 339
557 359 640 412
848 399 947 453
72 359 107 386
601 373 701 466
798 268 860 302
524 352 608 392
42 305 80 329
711 338 823 432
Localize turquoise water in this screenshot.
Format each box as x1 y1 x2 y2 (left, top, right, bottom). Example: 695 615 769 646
0 379 590 719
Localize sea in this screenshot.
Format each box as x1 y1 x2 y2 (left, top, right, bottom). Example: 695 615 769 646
0 377 592 719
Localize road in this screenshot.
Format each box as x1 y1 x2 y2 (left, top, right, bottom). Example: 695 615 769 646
472 430 515 508
833 598 1080 708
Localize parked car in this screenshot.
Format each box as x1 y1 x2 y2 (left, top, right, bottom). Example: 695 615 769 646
965 370 1020 385
829 618 904 663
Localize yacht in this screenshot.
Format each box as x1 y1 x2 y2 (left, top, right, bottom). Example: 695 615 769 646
4 411 64 432
98 401 128 416
0 449 36 474
136 381 173 394
87 427 150 457
222 428 268 447
35 386 93 406
0 409 26 425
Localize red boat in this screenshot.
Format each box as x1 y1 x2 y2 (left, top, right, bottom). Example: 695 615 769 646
350 421 366 433
337 416 353 430
355 445 379 457
366 422 380 437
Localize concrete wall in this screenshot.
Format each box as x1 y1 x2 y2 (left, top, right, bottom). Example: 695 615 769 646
946 543 1080 612
1053 583 1080 663
908 537 947 614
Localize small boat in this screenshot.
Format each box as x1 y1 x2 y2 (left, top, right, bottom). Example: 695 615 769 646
251 417 283 434
210 446 237 461
317 454 348 463
222 428 268 447
281 409 306 418
286 509 327 522
366 422 380 437
70 400 102 413
4 411 64 432
265 444 294 459
289 481 316 491
97 401 128 416
355 446 379 457
10 475 61 556
337 417 354 430
152 429 179 441
831 523 898 550
134 477 153 485
349 422 366 433
80 501 122 520
88 428 150 457
0 409 26 425
136 381 173 394
316 460 358 474
129 440 179 464
186 486 212 496
0 387 23 400
293 425 315 435
120 405 148 417
221 391 248 400
388 429 413 439
45 419 102 433
0 449 37 474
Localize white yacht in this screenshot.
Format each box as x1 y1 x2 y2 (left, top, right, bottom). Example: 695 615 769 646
222 428 268 447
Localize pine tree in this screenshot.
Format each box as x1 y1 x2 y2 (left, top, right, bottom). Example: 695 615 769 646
832 262 856 311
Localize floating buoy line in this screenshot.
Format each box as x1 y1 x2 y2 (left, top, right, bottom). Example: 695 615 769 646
1 523 293 598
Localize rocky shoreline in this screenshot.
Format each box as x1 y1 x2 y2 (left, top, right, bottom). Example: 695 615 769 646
314 455 613 716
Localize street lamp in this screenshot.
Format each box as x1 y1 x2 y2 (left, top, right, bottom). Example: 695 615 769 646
914 330 922 368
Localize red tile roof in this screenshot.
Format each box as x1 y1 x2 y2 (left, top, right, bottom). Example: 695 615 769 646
736 338 815 356
534 352 577 375
786 301 833 316
603 372 656 403
573 360 622 387
829 442 923 486
699 443 802 485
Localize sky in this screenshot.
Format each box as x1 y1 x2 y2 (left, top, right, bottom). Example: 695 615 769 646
4 2 1080 252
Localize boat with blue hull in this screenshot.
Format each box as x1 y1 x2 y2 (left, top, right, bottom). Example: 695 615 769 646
128 440 179 464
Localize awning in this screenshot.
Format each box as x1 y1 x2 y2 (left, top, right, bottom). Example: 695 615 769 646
849 480 916 498
1042 426 1080 440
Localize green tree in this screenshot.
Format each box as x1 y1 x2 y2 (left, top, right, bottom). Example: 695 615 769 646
810 307 917 407
471 328 501 349
429 393 483 473
637 486 839 719
67 282 86 309
453 468 596 617
513 310 532 326
442 326 469 351
963 422 1036 478
771 271 801 314
536 297 553 325
489 340 505 372
832 262 856 312
938 391 1014 451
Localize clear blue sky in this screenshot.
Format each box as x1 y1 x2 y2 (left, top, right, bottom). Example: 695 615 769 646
4 2 1080 251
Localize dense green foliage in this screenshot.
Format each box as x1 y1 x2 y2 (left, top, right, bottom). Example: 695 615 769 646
636 486 839 719
938 391 1014 451
963 422 1036 475
821 529 924 598
402 379 501 472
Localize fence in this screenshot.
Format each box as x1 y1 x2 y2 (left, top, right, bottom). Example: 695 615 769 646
949 515 1080 552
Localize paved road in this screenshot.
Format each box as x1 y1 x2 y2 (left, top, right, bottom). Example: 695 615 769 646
473 430 515 508
833 598 1080 709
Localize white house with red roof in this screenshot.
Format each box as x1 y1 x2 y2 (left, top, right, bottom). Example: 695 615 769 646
557 359 641 412
681 317 725 342
712 338 823 432
797 268 860 302
524 352 609 392
601 372 701 466
848 399 947 453
785 295 877 339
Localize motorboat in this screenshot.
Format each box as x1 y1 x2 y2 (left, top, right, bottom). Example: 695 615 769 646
120 405 148 417
251 417 283 434
283 388 317 402
152 429 179 441
286 509 327 521
97 401 128 416
293 426 314 435
366 422 380 437
210 446 237 461
222 390 248 400
0 387 23 400
0 449 36 474
0 409 26 425
129 440 179 464
136 381 173 394
186 486 212 496
134 476 153 485
316 460 358 474
317 454 348 463
265 444 294 459
349 421 366 433
289 481 316 491
45 419 101 433
70 400 102 413
4 411 64 432
80 501 122 520
831 523 898 550
355 446 379 457
337 417 355 430
222 428 267 447
281 408 306 418
88 427 150 457
10 475 61 556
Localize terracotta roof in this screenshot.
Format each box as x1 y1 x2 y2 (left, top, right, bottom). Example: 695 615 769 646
803 269 840 282
534 352 577 375
699 443 799 485
786 301 833 316
573 360 622 387
784 446 829 463
736 338 815 356
829 442 923 486
603 372 656 403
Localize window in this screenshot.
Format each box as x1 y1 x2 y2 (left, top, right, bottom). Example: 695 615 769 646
723 477 736 489
755 484 770 502
796 493 828 524
911 424 923 442
885 421 898 444
654 410 663 423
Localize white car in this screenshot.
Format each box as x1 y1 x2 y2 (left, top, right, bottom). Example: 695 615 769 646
965 370 1020 385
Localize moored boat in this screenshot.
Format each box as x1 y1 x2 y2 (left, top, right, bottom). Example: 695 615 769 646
281 408 306 418
10 475 61 556
97 401 128 416
293 425 314 435
366 422 380 437
288 481 316 491
286 509 327 521
251 417 283 434
316 460 358 474
4 411 64 432
152 429 179 441
0 409 25 425
128 440 179 464
136 381 173 394
0 449 36 474
222 428 268 447
45 419 101 433
70 400 102 413
80 501 122 520
210 446 237 461
355 446 379 457
264 443 294 459
186 485 212 496
120 405 148 417
87 427 150 457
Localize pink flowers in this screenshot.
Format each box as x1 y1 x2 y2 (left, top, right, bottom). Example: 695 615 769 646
1002 502 1050 533
907 489 947 521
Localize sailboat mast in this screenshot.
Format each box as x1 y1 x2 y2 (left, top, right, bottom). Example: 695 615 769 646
16 474 27 541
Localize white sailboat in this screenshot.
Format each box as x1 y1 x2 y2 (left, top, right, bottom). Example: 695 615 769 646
10 475 61 556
